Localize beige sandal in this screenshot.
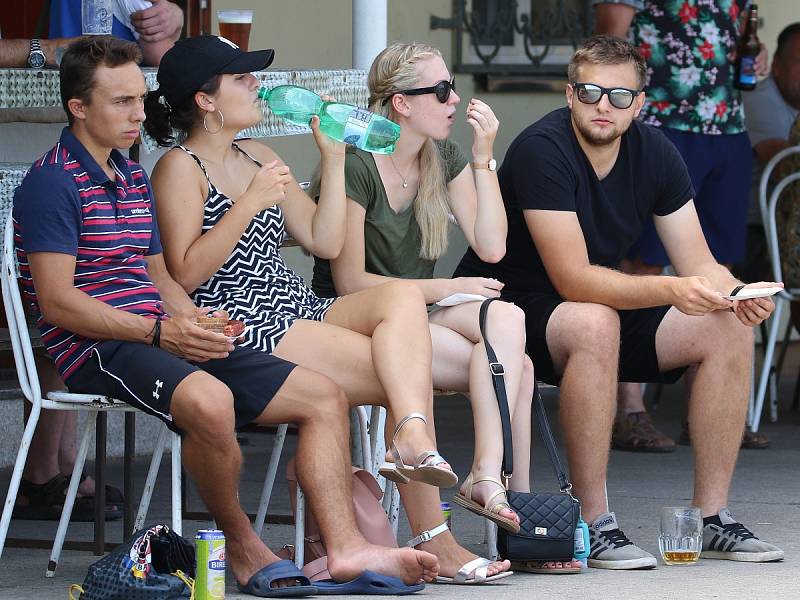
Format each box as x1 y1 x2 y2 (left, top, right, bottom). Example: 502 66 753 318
377 413 458 488
452 473 521 534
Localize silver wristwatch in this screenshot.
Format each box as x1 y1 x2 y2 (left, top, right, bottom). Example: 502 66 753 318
27 39 46 69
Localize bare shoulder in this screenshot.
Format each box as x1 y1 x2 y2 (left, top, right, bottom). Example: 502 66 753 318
235 138 283 165
151 147 206 201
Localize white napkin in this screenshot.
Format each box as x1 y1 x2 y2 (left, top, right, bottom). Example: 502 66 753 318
435 293 489 307
113 0 153 39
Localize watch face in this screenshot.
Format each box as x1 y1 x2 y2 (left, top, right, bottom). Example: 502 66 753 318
488 158 497 171
29 51 46 69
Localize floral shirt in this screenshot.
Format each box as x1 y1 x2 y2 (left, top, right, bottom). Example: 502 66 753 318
597 0 751 135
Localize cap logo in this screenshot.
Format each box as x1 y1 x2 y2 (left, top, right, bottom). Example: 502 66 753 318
217 36 239 50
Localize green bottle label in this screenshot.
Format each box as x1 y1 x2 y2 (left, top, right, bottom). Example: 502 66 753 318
342 107 372 146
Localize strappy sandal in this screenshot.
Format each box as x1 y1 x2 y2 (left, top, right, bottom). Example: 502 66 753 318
509 559 582 574
377 413 458 488
452 473 520 534
405 522 513 585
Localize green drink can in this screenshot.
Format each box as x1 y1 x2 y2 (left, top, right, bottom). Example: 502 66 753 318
441 502 452 531
195 529 226 599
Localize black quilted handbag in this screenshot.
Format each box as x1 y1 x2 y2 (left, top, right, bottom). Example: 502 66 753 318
479 299 581 562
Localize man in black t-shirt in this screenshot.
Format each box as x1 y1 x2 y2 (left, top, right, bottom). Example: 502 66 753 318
456 36 784 569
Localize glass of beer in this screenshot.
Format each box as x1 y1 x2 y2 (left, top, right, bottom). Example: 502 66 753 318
217 10 254 52
81 0 113 35
658 506 702 565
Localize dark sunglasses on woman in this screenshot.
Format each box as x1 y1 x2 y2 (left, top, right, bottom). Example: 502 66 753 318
571 82 641 109
385 77 456 105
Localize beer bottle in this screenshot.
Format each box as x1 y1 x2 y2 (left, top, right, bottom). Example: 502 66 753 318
259 85 401 154
734 4 760 91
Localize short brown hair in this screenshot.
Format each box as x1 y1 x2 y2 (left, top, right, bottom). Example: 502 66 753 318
568 35 647 89
60 36 143 125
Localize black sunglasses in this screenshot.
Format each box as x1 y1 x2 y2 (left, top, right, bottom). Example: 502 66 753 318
385 77 456 105
571 82 641 109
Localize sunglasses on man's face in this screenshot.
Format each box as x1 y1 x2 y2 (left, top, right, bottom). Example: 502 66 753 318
571 82 641 109
389 77 456 104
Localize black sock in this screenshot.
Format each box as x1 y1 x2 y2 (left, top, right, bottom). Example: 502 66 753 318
703 515 723 527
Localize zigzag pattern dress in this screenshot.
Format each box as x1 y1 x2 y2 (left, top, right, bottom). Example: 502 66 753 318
178 144 337 353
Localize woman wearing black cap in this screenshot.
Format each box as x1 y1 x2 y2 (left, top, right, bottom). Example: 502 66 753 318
144 32 460 509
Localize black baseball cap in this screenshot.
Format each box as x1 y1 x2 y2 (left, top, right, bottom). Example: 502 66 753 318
156 35 274 107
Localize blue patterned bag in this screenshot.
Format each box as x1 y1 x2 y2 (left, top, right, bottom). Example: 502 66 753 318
69 524 193 600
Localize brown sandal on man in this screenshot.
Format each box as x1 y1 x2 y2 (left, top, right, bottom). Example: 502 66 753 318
611 412 676 453
678 421 770 449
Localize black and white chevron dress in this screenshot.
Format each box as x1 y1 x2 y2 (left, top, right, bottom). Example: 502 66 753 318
178 144 337 353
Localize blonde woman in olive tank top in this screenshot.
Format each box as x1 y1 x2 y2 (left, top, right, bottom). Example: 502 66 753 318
314 43 583 578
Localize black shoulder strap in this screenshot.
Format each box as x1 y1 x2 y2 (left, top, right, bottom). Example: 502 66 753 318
479 298 572 492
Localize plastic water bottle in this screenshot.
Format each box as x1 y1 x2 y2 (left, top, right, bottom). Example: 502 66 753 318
258 85 323 126
258 85 401 154
574 518 590 567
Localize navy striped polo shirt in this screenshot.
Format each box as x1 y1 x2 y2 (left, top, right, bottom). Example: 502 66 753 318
13 127 166 380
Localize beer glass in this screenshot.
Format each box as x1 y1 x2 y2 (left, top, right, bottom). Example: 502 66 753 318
217 10 254 52
82 0 114 35
658 506 702 565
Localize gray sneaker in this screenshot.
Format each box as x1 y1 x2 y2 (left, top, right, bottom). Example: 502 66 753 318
701 508 784 562
588 512 657 570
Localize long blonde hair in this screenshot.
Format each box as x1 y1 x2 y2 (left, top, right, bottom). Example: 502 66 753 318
369 42 451 261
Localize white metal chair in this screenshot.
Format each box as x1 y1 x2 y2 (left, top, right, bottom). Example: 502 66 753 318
0 216 182 575
753 144 800 432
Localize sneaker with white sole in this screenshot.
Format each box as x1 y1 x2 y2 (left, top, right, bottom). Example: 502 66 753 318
587 512 657 570
701 508 784 562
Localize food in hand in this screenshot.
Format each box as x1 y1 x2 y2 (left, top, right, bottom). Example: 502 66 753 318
196 312 246 338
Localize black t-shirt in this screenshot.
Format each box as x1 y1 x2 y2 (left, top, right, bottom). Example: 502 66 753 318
456 107 695 295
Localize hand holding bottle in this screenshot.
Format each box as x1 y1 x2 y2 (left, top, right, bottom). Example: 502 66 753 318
240 160 292 214
466 99 499 164
309 97 346 159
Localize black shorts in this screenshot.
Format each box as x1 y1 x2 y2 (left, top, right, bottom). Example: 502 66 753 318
65 342 296 434
503 291 687 386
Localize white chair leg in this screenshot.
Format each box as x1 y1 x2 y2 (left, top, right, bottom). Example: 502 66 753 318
254 424 287 538
368 406 386 478
0 403 42 561
354 407 371 470
753 300 784 432
171 433 182 536
47 411 96 577
134 423 170 532
294 485 305 568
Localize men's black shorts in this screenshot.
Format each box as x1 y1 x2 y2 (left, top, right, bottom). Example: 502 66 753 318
503 291 688 386
65 341 295 433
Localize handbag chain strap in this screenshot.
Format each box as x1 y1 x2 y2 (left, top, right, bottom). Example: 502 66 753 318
479 298 573 494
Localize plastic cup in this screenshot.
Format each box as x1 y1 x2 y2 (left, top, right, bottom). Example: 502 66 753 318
81 0 114 35
658 506 702 565
217 10 253 52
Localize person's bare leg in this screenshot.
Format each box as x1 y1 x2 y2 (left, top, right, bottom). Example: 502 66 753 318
510 355 534 493
654 308 752 516
169 371 269 587
274 281 450 474
274 315 508 579
429 301 528 526
546 302 620 522
255 367 438 585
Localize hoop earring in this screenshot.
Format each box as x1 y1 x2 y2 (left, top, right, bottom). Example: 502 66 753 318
203 110 224 134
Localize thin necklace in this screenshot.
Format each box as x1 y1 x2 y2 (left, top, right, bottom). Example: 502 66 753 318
389 155 412 189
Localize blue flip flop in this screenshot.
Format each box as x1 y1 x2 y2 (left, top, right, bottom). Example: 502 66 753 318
314 570 425 595
237 559 317 598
